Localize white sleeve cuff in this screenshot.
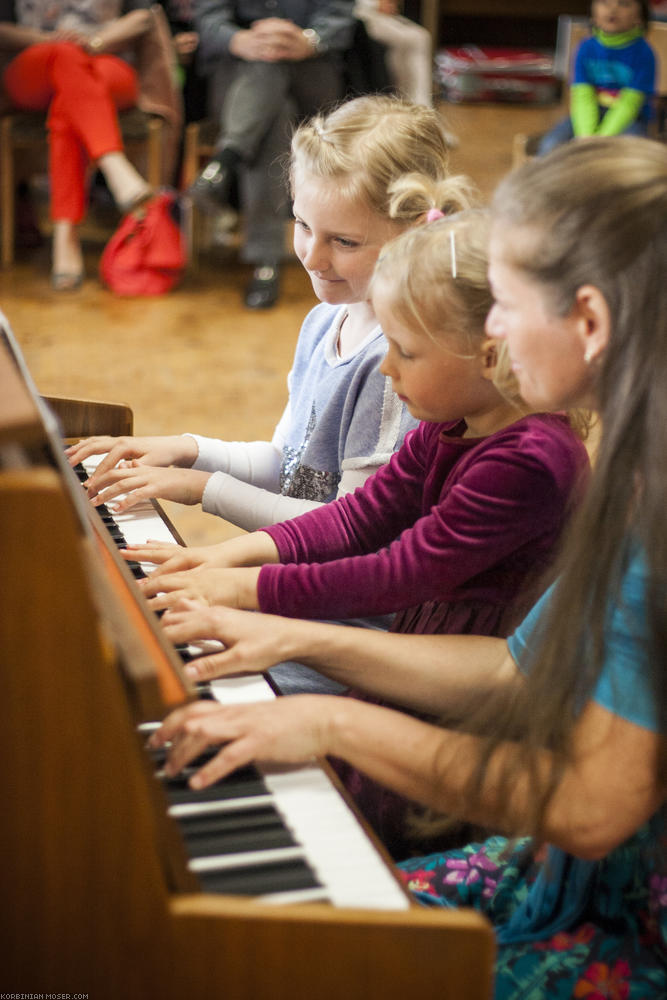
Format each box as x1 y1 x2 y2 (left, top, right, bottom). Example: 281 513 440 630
189 435 282 490
202 472 323 531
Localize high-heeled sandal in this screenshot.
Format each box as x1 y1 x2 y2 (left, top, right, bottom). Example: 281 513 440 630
51 271 84 292
118 188 155 217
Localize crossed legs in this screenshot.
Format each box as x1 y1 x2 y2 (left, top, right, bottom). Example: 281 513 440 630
3 41 151 287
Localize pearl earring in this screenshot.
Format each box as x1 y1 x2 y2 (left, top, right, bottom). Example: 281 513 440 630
584 346 595 365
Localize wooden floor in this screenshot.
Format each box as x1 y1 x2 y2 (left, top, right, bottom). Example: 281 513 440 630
0 100 562 547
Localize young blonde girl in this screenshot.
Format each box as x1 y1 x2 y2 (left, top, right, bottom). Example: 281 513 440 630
138 209 589 640
68 96 463 532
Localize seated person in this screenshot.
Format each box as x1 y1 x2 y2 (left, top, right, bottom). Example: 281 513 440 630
0 0 159 290
538 0 656 154
187 0 356 309
355 0 433 107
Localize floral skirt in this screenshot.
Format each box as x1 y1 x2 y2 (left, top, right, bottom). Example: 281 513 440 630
398 835 667 1000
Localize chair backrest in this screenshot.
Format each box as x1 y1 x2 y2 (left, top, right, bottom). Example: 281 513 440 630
646 20 667 139
554 16 590 80
647 20 667 95
553 16 591 108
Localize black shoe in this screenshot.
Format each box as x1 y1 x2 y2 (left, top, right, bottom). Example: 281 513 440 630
244 262 280 310
187 158 233 212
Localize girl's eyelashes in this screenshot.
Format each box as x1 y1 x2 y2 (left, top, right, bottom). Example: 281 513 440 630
292 215 359 249
335 236 359 249
385 337 415 360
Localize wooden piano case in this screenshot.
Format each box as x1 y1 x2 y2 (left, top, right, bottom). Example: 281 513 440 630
0 328 495 999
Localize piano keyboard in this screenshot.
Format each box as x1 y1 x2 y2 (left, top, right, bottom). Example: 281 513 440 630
75 456 409 911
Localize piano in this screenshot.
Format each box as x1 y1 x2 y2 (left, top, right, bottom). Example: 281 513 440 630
0 311 494 999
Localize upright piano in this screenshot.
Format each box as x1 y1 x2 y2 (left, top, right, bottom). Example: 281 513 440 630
0 312 494 999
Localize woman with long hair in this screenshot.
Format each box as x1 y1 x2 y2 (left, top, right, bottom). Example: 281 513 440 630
149 136 667 997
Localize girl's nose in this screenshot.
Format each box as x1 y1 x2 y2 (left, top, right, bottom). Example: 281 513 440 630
302 238 328 272
379 346 396 378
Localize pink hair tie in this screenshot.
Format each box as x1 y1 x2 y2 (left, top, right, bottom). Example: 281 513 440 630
426 207 445 222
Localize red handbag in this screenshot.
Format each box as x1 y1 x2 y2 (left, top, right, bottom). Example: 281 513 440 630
100 189 187 296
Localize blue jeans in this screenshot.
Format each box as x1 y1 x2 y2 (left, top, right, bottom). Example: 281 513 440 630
267 614 393 695
537 113 649 156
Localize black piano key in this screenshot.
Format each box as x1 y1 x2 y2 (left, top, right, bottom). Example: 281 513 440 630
194 681 214 699
174 643 196 662
127 560 147 580
193 686 216 701
149 744 223 770
196 858 321 896
164 764 268 806
177 806 296 857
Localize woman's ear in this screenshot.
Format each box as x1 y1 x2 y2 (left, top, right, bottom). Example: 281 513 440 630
574 285 611 366
479 337 498 380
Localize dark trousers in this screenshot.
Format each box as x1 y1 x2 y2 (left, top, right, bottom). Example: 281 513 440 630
211 56 344 263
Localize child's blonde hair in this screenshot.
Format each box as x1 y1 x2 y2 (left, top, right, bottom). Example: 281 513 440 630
290 95 474 225
372 209 526 411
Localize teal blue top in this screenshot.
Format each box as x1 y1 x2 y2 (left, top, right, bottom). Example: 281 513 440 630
497 550 663 946
508 550 659 731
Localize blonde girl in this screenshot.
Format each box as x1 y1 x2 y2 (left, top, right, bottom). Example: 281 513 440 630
69 96 463 532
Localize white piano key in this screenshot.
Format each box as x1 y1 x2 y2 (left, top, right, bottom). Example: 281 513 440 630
262 765 409 911
189 845 306 874
258 886 331 905
169 795 276 819
82 453 177 568
209 674 276 704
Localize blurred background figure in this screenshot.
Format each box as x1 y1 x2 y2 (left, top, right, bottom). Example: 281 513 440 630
0 0 161 290
355 0 433 106
187 0 357 310
537 0 656 154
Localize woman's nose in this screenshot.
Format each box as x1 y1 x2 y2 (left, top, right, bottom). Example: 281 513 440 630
485 305 505 340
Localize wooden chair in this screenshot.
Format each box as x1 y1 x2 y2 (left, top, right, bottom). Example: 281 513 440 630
0 109 166 268
648 19 667 141
512 17 667 168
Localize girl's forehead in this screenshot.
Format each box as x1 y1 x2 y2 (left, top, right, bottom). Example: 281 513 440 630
294 176 399 239
294 171 361 209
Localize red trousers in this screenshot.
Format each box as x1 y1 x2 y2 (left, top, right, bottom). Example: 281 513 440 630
3 41 138 222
